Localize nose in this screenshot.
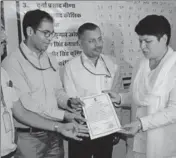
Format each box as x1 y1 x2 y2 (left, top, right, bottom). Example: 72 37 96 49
47 36 52 42
140 41 146 50
95 39 102 48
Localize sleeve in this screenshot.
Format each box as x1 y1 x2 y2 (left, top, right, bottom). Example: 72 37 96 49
140 77 176 131
54 66 70 109
3 58 65 121
119 58 141 105
49 55 70 109
111 64 121 93
63 62 79 97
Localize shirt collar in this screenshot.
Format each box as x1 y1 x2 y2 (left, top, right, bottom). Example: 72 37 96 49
20 41 47 59
81 52 103 67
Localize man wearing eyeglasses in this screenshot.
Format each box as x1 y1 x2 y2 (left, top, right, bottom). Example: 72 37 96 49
2 9 88 158
63 23 121 158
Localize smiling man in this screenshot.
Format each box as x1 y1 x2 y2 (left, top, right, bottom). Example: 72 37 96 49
64 22 121 158
2 9 88 158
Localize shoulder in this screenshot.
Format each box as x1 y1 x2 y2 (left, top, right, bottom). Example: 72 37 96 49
101 54 119 73
65 55 81 68
101 54 116 63
2 48 21 70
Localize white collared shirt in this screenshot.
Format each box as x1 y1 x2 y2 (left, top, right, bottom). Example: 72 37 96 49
64 53 118 98
119 47 176 156
1 68 18 156
2 42 69 128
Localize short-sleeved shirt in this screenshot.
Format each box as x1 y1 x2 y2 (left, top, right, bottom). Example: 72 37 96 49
1 68 18 156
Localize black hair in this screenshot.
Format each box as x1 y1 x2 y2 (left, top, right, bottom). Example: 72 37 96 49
135 15 171 45
77 22 99 39
23 9 54 39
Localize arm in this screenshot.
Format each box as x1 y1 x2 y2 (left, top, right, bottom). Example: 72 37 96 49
140 83 176 131
12 99 57 131
118 59 141 107
54 67 70 110
12 99 89 141
63 62 78 98
3 58 65 121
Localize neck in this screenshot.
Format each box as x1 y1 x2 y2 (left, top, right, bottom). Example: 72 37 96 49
24 39 42 58
151 46 168 63
149 46 168 70
86 55 99 66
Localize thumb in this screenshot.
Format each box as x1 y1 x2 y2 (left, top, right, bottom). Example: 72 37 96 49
103 90 117 98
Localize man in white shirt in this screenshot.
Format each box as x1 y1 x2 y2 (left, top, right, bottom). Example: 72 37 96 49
1 67 88 158
2 9 87 158
64 23 120 158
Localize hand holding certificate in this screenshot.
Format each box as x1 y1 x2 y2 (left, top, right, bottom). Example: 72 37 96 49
81 93 121 140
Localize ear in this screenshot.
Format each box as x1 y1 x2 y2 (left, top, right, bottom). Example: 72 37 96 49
26 26 34 37
161 34 168 45
78 39 82 49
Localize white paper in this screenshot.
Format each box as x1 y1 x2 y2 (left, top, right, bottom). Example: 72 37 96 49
82 93 121 140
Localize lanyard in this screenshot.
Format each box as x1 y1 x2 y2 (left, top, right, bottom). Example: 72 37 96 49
80 55 112 78
19 46 56 72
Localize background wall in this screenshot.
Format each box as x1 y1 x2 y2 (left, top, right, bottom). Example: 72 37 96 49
3 1 176 158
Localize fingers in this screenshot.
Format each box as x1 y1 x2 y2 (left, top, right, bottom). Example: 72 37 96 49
70 135 83 141
76 132 89 138
77 124 89 133
74 115 86 123
76 97 85 106
122 124 132 129
102 90 117 98
102 90 110 93
67 107 76 113
116 128 130 135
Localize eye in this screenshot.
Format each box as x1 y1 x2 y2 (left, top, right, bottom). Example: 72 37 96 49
145 40 152 43
43 31 51 34
88 39 94 43
98 37 102 42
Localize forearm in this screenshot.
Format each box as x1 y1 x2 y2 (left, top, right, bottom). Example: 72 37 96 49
20 94 65 121
55 88 69 110
12 101 57 131
140 102 176 131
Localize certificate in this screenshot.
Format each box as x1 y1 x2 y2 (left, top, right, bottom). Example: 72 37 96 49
81 93 121 140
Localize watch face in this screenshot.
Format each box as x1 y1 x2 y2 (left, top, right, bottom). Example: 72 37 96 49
54 125 58 131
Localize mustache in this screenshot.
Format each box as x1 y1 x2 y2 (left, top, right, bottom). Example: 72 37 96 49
93 47 102 50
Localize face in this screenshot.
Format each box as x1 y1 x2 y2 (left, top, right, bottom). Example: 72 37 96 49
79 27 103 59
139 34 167 60
0 23 7 56
29 18 54 52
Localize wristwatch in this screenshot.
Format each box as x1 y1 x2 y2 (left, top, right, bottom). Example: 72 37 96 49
53 123 59 132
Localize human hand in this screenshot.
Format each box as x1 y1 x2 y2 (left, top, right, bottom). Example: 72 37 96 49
67 97 84 111
117 120 142 136
59 122 89 141
102 90 121 107
64 111 86 124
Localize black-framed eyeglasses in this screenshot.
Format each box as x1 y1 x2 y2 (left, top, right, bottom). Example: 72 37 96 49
36 29 56 38
19 46 56 72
